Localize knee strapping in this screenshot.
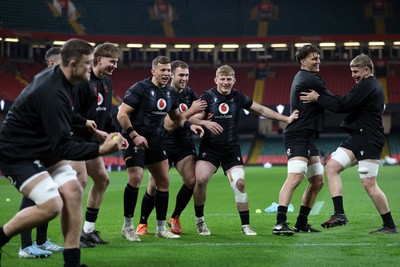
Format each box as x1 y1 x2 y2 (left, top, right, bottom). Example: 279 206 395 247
331 148 351 169
287 160 307 175
28 177 60 205
358 161 379 179
306 162 324 178
51 164 77 187
228 167 248 203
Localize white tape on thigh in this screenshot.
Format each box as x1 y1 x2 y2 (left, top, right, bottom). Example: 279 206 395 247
51 164 78 187
306 162 324 178
19 171 47 192
28 177 60 205
228 167 248 203
287 160 307 175
330 148 351 169
358 161 379 179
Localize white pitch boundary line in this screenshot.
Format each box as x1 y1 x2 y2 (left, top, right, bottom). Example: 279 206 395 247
108 242 400 247
6 241 400 248
310 200 324 215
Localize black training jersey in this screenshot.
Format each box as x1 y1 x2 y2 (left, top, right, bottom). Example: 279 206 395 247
162 87 198 147
0 66 99 164
123 78 178 147
72 71 117 141
317 76 385 147
285 69 333 133
200 87 253 146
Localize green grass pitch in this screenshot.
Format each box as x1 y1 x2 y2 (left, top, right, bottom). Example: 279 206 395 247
1 165 399 266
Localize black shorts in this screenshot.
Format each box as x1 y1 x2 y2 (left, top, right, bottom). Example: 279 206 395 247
197 143 243 174
165 143 196 167
122 133 168 168
340 134 382 160
284 130 319 160
0 159 48 189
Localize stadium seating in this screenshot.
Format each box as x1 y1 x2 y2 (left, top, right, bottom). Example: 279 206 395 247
387 63 400 104
0 0 73 34
170 0 257 37
256 135 344 165
262 63 355 106
388 134 400 161
267 0 375 36
385 1 400 34
73 0 164 36
1 1 383 37
0 71 26 100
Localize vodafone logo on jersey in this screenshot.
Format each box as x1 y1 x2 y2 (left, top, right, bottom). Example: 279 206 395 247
218 103 229 114
179 103 188 113
97 93 104 105
157 98 167 110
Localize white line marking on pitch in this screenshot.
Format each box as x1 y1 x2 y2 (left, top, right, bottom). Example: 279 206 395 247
310 201 324 215
113 242 400 247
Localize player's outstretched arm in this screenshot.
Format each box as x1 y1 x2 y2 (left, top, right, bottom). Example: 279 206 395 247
249 101 299 124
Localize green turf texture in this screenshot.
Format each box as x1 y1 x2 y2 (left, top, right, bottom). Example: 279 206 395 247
1 165 399 266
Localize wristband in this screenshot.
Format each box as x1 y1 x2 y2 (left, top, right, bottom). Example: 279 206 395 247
183 120 192 129
126 127 134 135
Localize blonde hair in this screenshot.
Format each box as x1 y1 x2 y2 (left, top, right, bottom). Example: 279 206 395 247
216 65 235 77
350 53 374 73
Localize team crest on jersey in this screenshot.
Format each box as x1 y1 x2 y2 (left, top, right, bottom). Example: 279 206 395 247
98 93 104 105
218 103 229 114
179 103 188 113
214 97 218 102
151 90 155 96
157 98 167 110
286 148 291 156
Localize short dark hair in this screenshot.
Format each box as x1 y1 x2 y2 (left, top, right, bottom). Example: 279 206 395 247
45 47 61 63
171 60 188 73
60 38 93 66
152 56 170 68
295 44 320 64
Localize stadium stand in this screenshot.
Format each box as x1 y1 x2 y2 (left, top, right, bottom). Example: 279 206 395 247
262 63 356 106
267 0 375 36
0 0 74 34
0 0 399 166
388 134 400 161
73 0 165 36
257 135 344 165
